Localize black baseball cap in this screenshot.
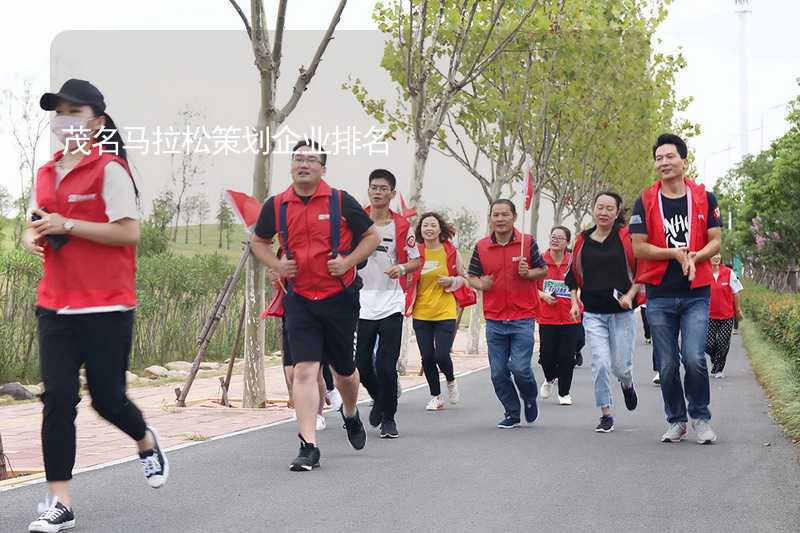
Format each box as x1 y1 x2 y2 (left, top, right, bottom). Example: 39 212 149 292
40 79 106 113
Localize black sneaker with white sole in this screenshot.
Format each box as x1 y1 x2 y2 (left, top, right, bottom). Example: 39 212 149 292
28 498 75 533
380 418 399 438
621 383 638 411
595 415 614 433
368 402 382 428
139 426 169 488
341 408 368 450
289 434 321 471
496 416 521 429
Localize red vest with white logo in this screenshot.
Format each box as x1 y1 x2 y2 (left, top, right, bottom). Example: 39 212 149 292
635 178 713 289
364 206 412 292
476 230 539 321
709 266 735 320
536 250 581 325
35 147 137 310
273 180 357 300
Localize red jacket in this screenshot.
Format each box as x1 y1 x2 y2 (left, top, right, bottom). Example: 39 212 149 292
635 178 713 289
475 230 540 321
404 240 464 316
536 250 581 325
273 180 357 300
364 206 412 292
35 146 137 310
709 266 736 320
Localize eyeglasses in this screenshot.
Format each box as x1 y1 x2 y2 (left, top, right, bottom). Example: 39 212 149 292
369 185 392 193
292 155 323 165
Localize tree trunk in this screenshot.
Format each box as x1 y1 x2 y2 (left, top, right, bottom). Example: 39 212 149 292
409 137 432 209
0 430 6 479
218 225 223 249
467 293 482 354
199 223 203 245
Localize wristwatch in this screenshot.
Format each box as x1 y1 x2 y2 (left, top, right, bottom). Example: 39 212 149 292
398 264 407 275
63 219 75 233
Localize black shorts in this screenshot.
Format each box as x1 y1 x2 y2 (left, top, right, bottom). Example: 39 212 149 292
283 285 360 376
281 318 293 367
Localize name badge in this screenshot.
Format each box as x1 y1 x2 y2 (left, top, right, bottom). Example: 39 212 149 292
67 193 97 203
318 214 330 220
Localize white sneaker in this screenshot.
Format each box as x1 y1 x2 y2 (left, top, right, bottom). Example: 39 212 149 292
692 419 717 444
327 388 343 411
712 371 725 379
425 396 445 411
316 414 327 431
652 372 660 385
558 394 572 405
540 380 556 399
446 380 460 404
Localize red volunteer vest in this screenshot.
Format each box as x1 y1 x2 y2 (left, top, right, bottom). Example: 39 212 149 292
273 180 357 300
35 146 137 310
635 178 713 289
536 250 580 325
364 206 412 292
709 266 736 320
476 230 539 321
404 240 459 316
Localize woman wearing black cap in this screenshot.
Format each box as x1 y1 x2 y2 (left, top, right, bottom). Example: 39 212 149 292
22 79 168 533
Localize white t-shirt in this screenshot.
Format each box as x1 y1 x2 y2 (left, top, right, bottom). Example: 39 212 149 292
31 161 140 314
714 268 744 294
359 221 420 320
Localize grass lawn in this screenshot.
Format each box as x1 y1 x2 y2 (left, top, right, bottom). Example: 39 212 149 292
168 224 250 263
741 319 800 443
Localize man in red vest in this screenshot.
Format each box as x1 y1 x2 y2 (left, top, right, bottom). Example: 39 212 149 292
468 199 547 429
357 169 421 439
630 133 722 445
251 140 380 471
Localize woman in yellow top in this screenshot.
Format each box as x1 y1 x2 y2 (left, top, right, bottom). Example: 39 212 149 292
405 212 467 410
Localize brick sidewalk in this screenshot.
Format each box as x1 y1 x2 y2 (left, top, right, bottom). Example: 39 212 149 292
1 330 488 485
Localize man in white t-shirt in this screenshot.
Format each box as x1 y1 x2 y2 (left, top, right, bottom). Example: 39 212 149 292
356 169 420 439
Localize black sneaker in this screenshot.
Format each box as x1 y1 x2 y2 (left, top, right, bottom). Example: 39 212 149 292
139 426 169 488
289 434 321 471
28 498 75 532
368 402 382 428
496 416 521 429
575 350 583 367
380 418 399 438
524 398 538 423
595 415 614 433
621 383 638 411
341 408 367 450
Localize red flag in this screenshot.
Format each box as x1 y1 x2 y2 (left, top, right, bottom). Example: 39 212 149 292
398 191 417 218
225 189 262 230
524 167 534 210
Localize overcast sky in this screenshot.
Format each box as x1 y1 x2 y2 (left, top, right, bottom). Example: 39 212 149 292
1 0 797 237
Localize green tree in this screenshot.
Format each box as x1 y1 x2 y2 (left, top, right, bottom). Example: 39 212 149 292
216 196 234 250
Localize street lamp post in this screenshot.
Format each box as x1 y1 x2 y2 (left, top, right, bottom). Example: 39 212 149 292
735 0 751 159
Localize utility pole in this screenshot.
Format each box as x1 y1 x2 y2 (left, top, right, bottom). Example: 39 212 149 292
735 0 751 159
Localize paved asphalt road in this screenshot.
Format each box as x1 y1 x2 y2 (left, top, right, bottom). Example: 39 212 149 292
3 331 799 532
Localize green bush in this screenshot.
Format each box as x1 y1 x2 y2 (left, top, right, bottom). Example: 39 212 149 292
740 279 800 375
0 248 280 383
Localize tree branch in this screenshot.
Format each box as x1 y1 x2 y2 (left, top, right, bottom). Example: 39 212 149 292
227 0 252 40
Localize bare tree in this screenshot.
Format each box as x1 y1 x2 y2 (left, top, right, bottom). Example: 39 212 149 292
195 195 210 245
228 0 348 407
1 79 48 243
169 107 207 242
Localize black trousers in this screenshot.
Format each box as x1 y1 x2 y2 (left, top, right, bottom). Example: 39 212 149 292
641 307 651 340
412 319 456 397
355 313 404 419
706 318 735 373
37 308 147 481
538 323 581 396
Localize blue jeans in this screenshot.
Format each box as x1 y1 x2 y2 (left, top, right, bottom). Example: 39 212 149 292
646 296 711 423
485 319 538 419
583 311 635 408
